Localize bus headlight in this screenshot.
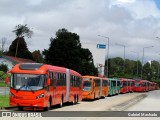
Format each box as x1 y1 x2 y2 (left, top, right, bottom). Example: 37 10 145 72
36 94 44 99
10 92 15 98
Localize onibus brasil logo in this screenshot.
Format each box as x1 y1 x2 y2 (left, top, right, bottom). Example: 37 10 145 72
2 112 42 117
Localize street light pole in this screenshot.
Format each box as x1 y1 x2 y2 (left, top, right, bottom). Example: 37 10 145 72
98 35 109 78
116 43 126 73
141 46 154 79
131 51 139 78
157 54 160 80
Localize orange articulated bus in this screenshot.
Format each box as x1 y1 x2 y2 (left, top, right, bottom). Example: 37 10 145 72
5 63 82 111
82 76 108 100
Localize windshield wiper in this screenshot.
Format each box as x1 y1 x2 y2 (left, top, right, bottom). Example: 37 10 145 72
16 85 35 93
16 84 25 93
27 86 34 93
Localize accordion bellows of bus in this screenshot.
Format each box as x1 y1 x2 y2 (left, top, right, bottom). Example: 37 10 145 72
5 63 83 111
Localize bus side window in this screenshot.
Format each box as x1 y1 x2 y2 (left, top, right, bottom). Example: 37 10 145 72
117 81 120 86
74 76 76 87
104 80 108 87
108 81 110 87
73 76 75 87
112 81 114 87
75 76 78 87
64 73 66 86
70 75 73 86
59 73 61 86
50 72 53 86
72 76 75 87
52 72 56 88
102 80 104 86
60 73 63 86
56 73 59 86
94 80 97 87
75 76 77 87
98 79 100 86
62 73 65 86
77 77 82 87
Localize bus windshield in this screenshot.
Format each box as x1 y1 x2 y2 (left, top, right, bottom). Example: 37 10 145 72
120 82 123 88
11 74 46 91
83 81 91 91
135 83 140 87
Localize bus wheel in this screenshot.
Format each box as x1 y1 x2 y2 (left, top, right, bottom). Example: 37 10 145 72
18 106 23 111
72 96 76 105
75 95 78 104
59 97 63 108
44 100 51 111
103 92 106 98
98 93 100 99
76 95 79 103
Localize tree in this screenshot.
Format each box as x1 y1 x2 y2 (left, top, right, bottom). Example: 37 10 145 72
143 62 152 80
32 50 44 63
6 24 34 60
43 28 98 75
0 64 8 73
106 57 142 78
132 60 142 79
7 37 33 60
12 24 33 57
107 57 124 77
12 24 33 38
149 60 159 80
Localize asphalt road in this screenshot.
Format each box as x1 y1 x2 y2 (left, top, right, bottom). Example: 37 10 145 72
126 90 160 111
0 87 9 95
123 90 160 120
1 90 160 120
52 92 144 111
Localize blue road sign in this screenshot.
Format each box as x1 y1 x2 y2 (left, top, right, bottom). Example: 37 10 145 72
97 44 106 49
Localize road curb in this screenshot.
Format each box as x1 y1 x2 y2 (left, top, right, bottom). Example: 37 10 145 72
0 106 16 110
108 93 147 111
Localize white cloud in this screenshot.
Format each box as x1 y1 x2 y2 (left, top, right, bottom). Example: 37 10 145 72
27 0 43 6
0 0 160 63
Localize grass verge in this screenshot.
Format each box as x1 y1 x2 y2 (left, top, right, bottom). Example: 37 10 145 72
0 95 9 107
0 81 6 87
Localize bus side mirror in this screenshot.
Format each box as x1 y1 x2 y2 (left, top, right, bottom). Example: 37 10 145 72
47 78 50 86
5 76 9 84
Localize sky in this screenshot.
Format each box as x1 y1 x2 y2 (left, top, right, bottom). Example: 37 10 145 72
0 0 160 64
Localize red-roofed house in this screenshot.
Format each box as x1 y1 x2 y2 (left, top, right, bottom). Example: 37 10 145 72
0 55 35 70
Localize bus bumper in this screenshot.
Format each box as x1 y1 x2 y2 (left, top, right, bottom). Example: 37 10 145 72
10 97 45 108
82 92 94 100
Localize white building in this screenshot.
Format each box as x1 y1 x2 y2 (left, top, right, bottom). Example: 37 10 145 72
82 43 107 76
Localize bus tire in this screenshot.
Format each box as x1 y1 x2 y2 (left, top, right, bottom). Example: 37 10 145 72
44 99 51 111
75 95 78 104
76 95 79 103
98 92 100 99
59 96 63 108
103 92 106 98
72 95 76 105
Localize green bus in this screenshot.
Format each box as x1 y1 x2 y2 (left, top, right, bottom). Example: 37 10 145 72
108 78 120 96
